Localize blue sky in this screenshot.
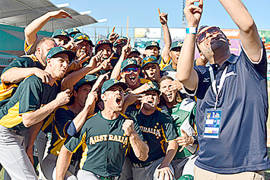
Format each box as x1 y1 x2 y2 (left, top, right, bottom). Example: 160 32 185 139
51 0 270 30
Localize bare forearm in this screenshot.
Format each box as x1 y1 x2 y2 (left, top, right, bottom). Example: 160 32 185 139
110 55 125 80
72 105 91 132
161 24 172 61
22 99 60 127
56 146 72 180
25 12 52 46
1 67 37 84
160 140 178 167
176 34 196 81
129 133 149 161
26 121 43 150
62 66 94 90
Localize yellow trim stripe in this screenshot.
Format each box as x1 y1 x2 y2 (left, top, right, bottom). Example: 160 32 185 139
0 102 26 128
72 132 87 153
79 142 88 169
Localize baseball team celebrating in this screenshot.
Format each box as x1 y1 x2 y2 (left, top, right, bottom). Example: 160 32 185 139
0 0 269 180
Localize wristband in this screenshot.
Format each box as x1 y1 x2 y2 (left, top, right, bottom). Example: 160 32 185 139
186 27 197 34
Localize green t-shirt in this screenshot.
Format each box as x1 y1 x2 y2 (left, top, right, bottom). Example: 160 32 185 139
64 111 143 177
0 75 59 131
128 109 177 165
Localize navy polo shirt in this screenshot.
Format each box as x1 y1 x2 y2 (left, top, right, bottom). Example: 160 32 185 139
192 47 270 174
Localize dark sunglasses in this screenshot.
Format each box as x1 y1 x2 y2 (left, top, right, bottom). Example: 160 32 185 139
124 67 139 73
196 27 220 44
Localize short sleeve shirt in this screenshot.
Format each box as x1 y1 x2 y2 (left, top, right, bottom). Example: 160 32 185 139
64 111 143 177
128 109 177 165
193 47 270 173
0 75 59 131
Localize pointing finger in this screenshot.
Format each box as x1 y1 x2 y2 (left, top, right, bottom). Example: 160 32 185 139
158 8 161 15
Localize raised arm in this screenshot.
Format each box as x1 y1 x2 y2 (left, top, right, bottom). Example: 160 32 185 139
218 0 262 62
25 10 72 47
176 0 203 91
66 92 97 136
159 9 172 62
110 38 131 80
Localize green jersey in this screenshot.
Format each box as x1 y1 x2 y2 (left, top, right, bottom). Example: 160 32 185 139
0 75 59 131
0 55 44 106
128 109 177 166
64 111 143 177
161 98 197 159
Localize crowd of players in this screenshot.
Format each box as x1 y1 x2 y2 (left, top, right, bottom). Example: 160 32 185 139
0 0 269 180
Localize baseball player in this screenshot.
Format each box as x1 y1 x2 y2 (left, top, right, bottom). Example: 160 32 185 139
56 79 149 180
141 56 162 82
124 82 178 180
41 75 99 180
159 76 198 179
0 47 74 180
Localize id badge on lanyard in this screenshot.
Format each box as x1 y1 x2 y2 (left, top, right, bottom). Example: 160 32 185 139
203 66 228 139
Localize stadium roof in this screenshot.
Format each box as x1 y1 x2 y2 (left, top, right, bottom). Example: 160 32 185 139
0 0 98 32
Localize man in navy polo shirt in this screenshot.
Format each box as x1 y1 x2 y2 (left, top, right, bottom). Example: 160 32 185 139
176 0 269 179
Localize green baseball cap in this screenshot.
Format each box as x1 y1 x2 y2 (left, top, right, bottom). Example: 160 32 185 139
73 33 94 47
51 29 70 40
121 58 139 72
101 79 127 94
66 28 81 37
46 47 75 62
145 41 160 50
170 40 183 51
95 39 112 54
141 56 159 68
178 175 194 180
74 75 97 91
113 36 128 47
130 48 141 55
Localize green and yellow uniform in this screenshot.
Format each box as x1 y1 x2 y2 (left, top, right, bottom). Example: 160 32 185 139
64 111 143 177
0 55 44 106
0 75 59 131
49 105 75 156
128 109 177 166
161 99 197 159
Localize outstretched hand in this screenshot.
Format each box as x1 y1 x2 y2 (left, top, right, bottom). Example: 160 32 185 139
184 0 203 27
48 9 72 19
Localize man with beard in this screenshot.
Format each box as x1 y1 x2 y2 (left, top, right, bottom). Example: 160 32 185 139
125 82 178 180
56 79 149 180
159 76 197 179
40 75 100 180
176 0 269 179
0 47 74 179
